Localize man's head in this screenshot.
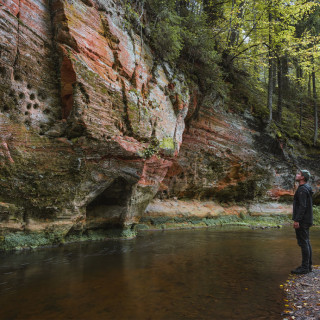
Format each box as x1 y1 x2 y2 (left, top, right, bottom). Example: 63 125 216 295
296 170 311 183
301 170 311 182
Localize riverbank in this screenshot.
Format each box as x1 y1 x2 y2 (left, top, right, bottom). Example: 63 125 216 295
138 199 292 230
282 266 320 319
0 200 293 251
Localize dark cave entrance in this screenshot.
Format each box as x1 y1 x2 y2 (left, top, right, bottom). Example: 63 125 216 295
86 177 133 225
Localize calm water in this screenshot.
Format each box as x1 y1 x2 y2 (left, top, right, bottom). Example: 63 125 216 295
1 226 320 320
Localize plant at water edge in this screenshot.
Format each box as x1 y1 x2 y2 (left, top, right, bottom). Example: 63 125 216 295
313 206 320 225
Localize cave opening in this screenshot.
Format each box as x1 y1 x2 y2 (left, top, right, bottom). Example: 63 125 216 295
86 177 133 225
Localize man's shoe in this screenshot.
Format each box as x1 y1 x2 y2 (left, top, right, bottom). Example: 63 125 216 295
291 267 310 274
291 266 302 273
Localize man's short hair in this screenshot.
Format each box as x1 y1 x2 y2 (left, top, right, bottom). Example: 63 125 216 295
301 170 311 182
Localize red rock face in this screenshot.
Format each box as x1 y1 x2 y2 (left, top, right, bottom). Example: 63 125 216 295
0 0 317 245
49 0 190 144
161 99 298 202
0 0 189 235
0 0 61 132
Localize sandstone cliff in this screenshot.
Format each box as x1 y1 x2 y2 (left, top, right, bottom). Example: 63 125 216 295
0 0 319 249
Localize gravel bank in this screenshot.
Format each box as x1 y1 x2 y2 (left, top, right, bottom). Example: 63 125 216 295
283 266 320 319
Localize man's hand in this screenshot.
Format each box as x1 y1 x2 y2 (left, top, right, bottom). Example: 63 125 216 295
293 221 300 229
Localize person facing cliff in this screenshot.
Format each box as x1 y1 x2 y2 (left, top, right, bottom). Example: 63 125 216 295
291 169 314 275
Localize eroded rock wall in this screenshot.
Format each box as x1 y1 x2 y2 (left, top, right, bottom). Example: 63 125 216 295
0 0 319 248
159 99 297 202
161 99 320 203
0 0 189 242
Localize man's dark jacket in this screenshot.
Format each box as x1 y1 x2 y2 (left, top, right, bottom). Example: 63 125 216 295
292 184 313 226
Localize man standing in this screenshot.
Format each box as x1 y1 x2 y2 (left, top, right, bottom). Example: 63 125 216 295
291 170 313 275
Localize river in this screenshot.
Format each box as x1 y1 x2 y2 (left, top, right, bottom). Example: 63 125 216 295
1 226 319 319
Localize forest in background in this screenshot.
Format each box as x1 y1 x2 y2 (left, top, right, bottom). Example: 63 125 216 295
122 0 320 147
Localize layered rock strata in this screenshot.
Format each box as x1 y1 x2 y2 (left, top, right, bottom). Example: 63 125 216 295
0 0 189 245
0 0 319 249
160 103 297 201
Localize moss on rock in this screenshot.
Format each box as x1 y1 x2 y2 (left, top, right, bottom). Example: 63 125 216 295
0 226 137 251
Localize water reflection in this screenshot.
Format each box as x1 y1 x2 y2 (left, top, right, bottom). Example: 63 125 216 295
0 226 319 319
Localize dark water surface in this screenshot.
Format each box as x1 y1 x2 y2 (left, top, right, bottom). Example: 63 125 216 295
1 226 320 320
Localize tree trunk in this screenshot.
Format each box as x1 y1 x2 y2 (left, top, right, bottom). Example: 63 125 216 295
227 0 236 46
299 103 303 133
281 55 289 99
277 58 283 123
267 57 274 123
297 66 303 133
272 57 277 91
228 1 246 47
312 68 318 146
308 73 312 98
267 10 273 123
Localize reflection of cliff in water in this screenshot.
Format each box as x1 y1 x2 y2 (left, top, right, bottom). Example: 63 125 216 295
1 226 318 319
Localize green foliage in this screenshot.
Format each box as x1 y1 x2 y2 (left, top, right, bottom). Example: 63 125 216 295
1 229 67 251
0 227 138 251
139 213 290 229
228 71 268 117
313 206 320 225
142 0 226 94
159 137 175 150
292 132 301 140
268 121 283 139
142 137 160 159
282 108 300 138
179 10 224 93
145 0 183 62
151 15 182 62
123 0 320 147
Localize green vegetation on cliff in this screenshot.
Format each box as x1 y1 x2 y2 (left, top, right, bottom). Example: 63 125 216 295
124 0 320 147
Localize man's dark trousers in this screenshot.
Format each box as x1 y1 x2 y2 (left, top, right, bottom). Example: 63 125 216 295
296 224 312 269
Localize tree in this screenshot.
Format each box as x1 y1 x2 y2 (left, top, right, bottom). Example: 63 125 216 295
294 2 320 145
140 0 320 145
